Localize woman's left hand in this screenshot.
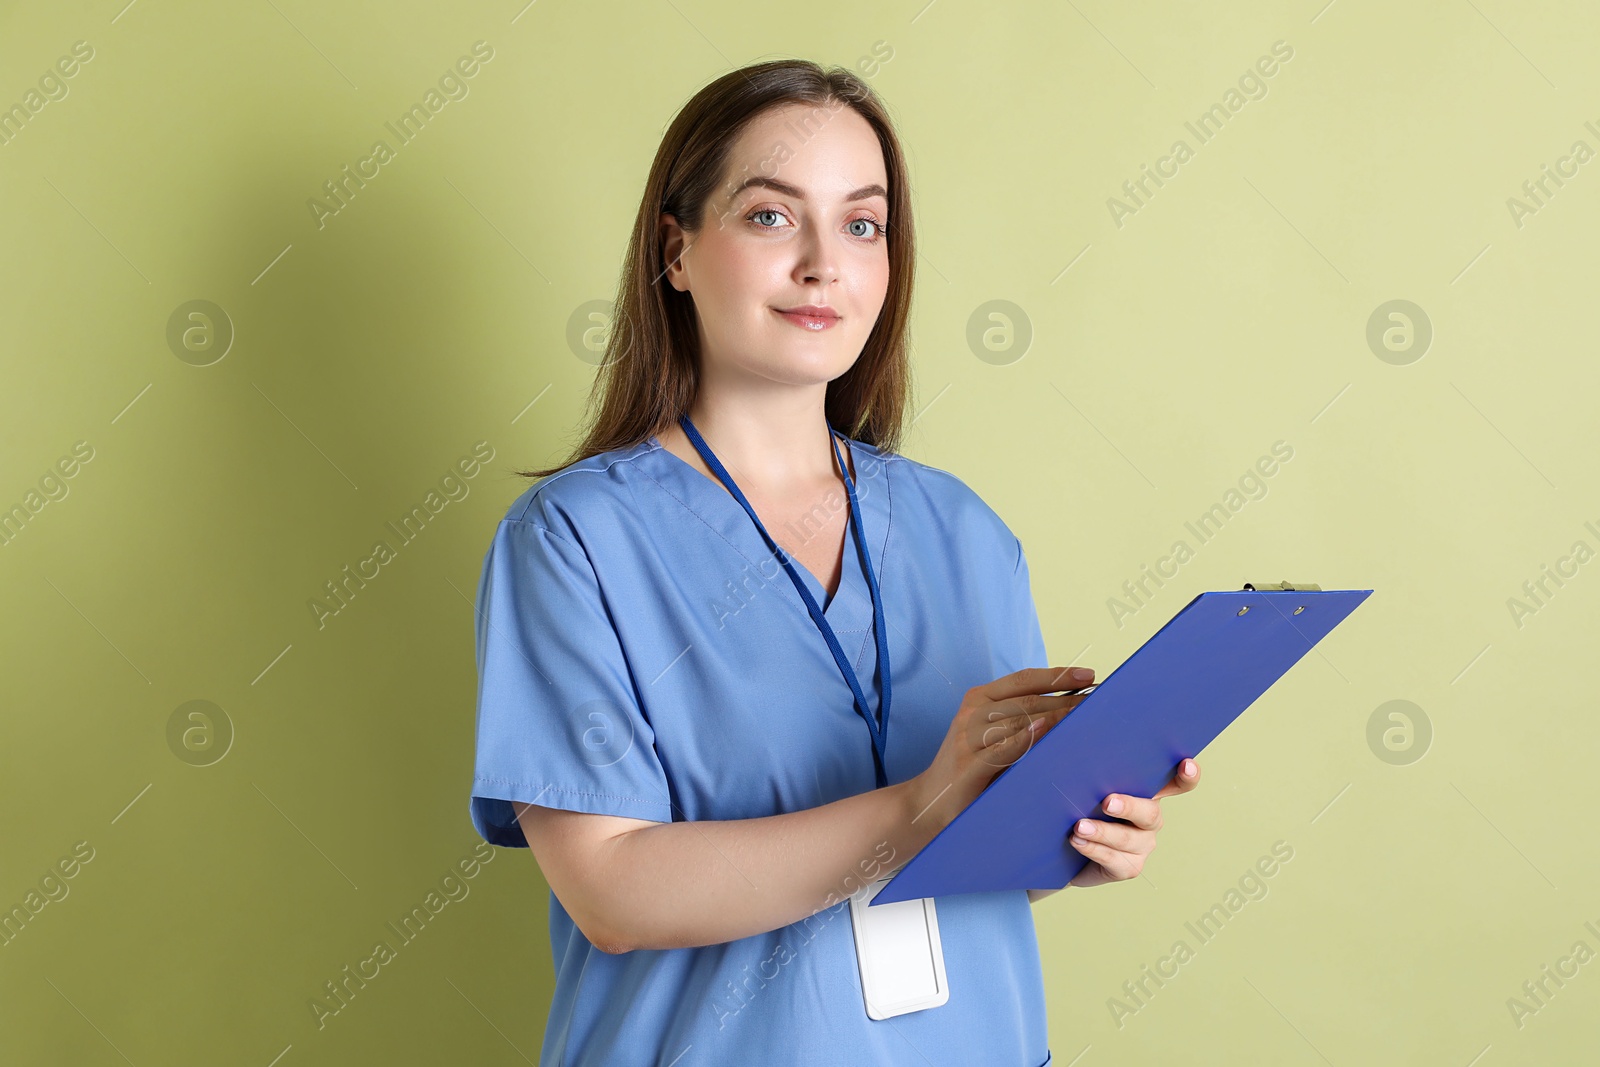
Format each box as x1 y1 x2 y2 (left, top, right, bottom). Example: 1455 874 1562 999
1067 758 1201 889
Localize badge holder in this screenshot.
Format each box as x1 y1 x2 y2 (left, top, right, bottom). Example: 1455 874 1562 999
847 865 950 1019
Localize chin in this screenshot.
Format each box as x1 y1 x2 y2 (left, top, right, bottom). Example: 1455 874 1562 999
726 331 865 384
751 356 853 387
793 347 861 377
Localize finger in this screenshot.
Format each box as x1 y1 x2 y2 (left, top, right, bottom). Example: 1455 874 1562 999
998 706 1078 755
984 693 1079 730
1151 758 1201 800
980 665 1092 702
1068 833 1146 880
977 694 1089 765
973 713 1033 752
975 709 1064 764
974 702 1061 746
982 690 1087 742
979 711 1053 769
1072 818 1153 855
1101 792 1162 831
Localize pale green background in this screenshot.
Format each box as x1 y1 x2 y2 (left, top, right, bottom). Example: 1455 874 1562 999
3 0 1597 1063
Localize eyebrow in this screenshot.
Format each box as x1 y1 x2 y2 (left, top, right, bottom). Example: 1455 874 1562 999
726 176 889 205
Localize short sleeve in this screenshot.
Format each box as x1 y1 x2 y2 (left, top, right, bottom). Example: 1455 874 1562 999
469 518 674 848
1010 536 1049 670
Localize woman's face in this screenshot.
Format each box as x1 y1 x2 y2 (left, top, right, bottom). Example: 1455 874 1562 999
660 102 891 391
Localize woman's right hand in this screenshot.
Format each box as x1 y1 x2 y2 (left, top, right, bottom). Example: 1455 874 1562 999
902 665 1096 838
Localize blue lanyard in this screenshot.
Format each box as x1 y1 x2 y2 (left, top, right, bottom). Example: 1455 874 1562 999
679 414 893 789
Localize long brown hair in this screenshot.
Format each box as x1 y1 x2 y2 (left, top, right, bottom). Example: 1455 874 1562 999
516 59 917 480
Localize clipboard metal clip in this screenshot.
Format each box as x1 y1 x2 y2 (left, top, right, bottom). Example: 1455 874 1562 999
1242 580 1322 592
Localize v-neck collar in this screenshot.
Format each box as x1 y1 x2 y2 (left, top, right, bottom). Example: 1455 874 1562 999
641 432 888 637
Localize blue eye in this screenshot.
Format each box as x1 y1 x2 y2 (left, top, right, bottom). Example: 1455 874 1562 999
848 217 885 240
746 208 886 242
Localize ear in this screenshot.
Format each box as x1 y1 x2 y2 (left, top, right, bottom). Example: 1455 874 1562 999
658 213 692 293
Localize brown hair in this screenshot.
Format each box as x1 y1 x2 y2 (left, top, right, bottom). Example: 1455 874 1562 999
516 59 917 479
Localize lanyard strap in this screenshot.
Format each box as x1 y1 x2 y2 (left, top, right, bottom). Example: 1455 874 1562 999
678 413 893 789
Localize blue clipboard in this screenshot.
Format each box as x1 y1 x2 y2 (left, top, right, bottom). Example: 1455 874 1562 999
872 582 1373 905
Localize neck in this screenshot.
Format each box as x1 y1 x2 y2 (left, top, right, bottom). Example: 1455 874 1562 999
684 377 841 488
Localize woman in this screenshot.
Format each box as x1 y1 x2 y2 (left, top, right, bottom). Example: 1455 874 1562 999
469 59 1201 1066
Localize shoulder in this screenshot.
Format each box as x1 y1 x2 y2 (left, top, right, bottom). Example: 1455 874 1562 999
863 443 1024 563
494 439 660 543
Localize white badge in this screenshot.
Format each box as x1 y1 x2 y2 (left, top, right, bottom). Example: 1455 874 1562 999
847 870 950 1019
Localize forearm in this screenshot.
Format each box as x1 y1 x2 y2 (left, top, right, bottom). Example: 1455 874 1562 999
594 778 939 953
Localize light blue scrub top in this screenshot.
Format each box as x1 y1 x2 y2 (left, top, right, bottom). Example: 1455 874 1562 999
469 433 1056 1067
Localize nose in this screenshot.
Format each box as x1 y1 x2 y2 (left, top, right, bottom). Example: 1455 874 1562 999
793 224 840 287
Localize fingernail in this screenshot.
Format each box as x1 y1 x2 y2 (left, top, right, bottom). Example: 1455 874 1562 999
1030 717 1046 734
1069 667 1093 682
1184 760 1196 776
1105 796 1121 814
1077 820 1095 836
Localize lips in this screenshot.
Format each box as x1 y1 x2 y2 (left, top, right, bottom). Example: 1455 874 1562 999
773 305 841 331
